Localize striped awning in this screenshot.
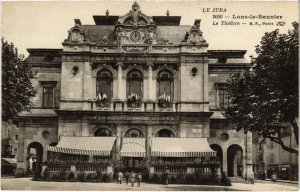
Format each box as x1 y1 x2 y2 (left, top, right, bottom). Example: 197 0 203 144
120 138 146 157
151 138 216 157
47 136 116 156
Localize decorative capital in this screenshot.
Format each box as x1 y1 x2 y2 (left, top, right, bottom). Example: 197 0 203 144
116 62 123 67
147 61 154 67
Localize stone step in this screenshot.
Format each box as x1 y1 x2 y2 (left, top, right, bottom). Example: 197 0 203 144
228 177 248 183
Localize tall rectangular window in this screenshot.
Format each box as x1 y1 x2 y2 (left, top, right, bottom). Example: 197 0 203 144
40 81 56 108
218 89 229 108
215 83 229 109
43 87 54 108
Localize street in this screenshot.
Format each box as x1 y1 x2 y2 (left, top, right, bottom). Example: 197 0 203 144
1 176 298 191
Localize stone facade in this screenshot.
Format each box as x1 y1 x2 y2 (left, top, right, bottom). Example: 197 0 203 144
16 2 254 180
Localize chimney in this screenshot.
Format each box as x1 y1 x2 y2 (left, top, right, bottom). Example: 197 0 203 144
74 19 82 25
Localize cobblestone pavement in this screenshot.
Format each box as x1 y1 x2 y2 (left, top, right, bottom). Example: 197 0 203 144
1 177 298 191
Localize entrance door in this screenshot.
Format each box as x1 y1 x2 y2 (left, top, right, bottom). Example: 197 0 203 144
122 157 145 172
27 142 43 176
227 144 243 177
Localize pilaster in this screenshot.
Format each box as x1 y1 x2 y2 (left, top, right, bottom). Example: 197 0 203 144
117 62 123 100
223 149 228 176
116 124 122 161
81 116 89 136
244 132 254 182
116 63 124 111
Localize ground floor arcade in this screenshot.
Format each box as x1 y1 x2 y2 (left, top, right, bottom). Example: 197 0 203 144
16 112 254 181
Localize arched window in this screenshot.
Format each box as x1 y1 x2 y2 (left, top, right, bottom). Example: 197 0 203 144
127 70 143 99
94 128 112 137
96 70 113 100
125 129 144 137
157 70 173 100
156 129 174 137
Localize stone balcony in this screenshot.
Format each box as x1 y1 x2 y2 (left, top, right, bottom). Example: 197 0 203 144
59 99 210 113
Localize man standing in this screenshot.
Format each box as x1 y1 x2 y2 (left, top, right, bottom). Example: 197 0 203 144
124 171 129 184
137 172 142 187
29 156 34 175
165 167 169 185
130 171 136 187
118 171 123 184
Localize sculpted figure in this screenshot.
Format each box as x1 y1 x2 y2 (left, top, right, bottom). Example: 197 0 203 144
130 1 141 23
146 27 155 51
116 27 125 50
183 31 189 42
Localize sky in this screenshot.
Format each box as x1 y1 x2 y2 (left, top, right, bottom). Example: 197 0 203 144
2 1 299 59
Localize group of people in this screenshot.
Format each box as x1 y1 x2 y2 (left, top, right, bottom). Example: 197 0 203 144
117 171 142 187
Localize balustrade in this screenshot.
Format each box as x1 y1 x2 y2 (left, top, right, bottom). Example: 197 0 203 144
91 100 177 112
48 164 71 172
46 163 108 173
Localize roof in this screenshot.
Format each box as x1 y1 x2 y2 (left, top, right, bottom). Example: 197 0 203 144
152 16 181 26
25 49 62 66
151 137 216 157
208 50 247 58
47 136 116 156
93 16 119 25
120 137 146 157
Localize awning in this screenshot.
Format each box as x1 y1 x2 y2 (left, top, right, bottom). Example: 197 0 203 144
120 138 146 157
151 138 216 157
47 136 116 156
2 158 17 166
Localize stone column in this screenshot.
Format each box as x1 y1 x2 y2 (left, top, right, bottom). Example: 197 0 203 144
244 132 254 182
116 63 123 111
15 123 26 177
146 62 154 111
116 124 122 161
148 62 153 100
81 116 89 136
223 149 228 176
146 125 153 169
117 63 123 100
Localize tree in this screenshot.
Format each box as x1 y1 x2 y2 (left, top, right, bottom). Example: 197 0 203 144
1 138 11 157
224 23 299 155
2 38 36 121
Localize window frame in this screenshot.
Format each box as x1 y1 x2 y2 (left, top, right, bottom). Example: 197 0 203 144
157 70 174 100
40 81 57 109
215 83 229 109
126 70 143 99
125 128 144 138
96 69 113 100
94 128 113 137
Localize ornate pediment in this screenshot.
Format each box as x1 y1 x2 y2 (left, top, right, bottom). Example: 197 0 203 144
118 1 153 26
113 1 157 51
182 19 207 45
64 24 86 44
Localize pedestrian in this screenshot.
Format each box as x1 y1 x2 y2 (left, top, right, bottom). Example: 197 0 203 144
29 156 33 175
130 171 135 187
137 172 142 187
124 170 129 184
165 167 169 185
118 171 123 184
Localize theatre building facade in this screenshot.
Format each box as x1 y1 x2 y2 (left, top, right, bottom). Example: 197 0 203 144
16 2 254 180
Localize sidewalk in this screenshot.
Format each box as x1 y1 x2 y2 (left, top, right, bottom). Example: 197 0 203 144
255 179 298 185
